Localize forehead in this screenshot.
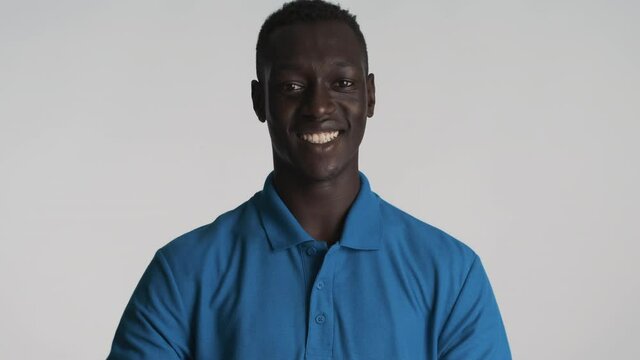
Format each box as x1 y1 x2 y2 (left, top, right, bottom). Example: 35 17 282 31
265 20 365 72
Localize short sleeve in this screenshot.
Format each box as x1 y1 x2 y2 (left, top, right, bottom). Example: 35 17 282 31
438 256 511 360
107 250 190 359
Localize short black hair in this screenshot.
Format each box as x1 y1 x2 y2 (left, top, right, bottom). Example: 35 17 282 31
255 0 368 81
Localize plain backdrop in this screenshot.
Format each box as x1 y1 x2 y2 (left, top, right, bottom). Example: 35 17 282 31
1 0 638 359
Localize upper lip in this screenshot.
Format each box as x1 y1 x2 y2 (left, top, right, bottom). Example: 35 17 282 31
294 127 344 135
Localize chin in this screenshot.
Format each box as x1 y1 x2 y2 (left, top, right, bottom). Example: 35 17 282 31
274 150 357 183
296 162 344 182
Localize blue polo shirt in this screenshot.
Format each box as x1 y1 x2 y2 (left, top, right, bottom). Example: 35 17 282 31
108 172 511 359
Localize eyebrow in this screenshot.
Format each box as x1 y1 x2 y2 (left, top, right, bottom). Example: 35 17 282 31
331 60 359 68
272 60 359 72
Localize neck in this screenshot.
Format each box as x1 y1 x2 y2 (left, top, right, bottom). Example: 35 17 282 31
272 163 360 246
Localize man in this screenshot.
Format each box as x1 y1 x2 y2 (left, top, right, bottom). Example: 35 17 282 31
108 1 511 359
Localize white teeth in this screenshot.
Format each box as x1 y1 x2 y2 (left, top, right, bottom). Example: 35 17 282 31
300 131 340 144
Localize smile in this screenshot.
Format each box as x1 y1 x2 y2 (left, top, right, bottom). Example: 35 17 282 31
298 131 341 144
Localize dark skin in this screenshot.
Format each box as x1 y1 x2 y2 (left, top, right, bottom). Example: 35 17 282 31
251 21 376 246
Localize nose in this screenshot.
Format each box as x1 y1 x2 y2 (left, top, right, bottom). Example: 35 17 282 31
302 83 336 119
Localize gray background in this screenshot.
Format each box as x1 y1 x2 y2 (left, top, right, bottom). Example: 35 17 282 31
1 0 638 359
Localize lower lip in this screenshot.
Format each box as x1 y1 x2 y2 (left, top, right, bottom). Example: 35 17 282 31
298 132 343 146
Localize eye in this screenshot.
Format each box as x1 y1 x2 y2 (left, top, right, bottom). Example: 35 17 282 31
281 82 304 93
335 79 354 88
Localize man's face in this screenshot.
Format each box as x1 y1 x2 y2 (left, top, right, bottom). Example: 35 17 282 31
252 20 375 182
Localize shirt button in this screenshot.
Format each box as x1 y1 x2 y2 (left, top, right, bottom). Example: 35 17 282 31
315 313 326 324
316 281 325 290
306 246 317 256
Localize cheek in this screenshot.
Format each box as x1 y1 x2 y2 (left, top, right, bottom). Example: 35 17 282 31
267 121 289 149
266 122 294 162
266 101 295 142
341 97 368 128
268 94 298 121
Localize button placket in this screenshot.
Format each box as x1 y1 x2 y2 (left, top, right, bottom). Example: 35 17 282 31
305 244 339 358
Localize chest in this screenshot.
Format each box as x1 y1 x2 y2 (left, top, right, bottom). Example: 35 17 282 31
193 241 437 359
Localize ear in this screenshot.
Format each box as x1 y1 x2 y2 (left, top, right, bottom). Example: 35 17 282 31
251 80 266 123
366 73 376 118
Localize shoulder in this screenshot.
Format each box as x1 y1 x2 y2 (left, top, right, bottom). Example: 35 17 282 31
377 195 478 274
156 194 261 277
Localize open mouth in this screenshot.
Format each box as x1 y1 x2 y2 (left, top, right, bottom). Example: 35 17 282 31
297 130 342 145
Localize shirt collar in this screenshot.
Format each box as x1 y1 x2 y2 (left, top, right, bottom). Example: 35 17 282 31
255 171 383 251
